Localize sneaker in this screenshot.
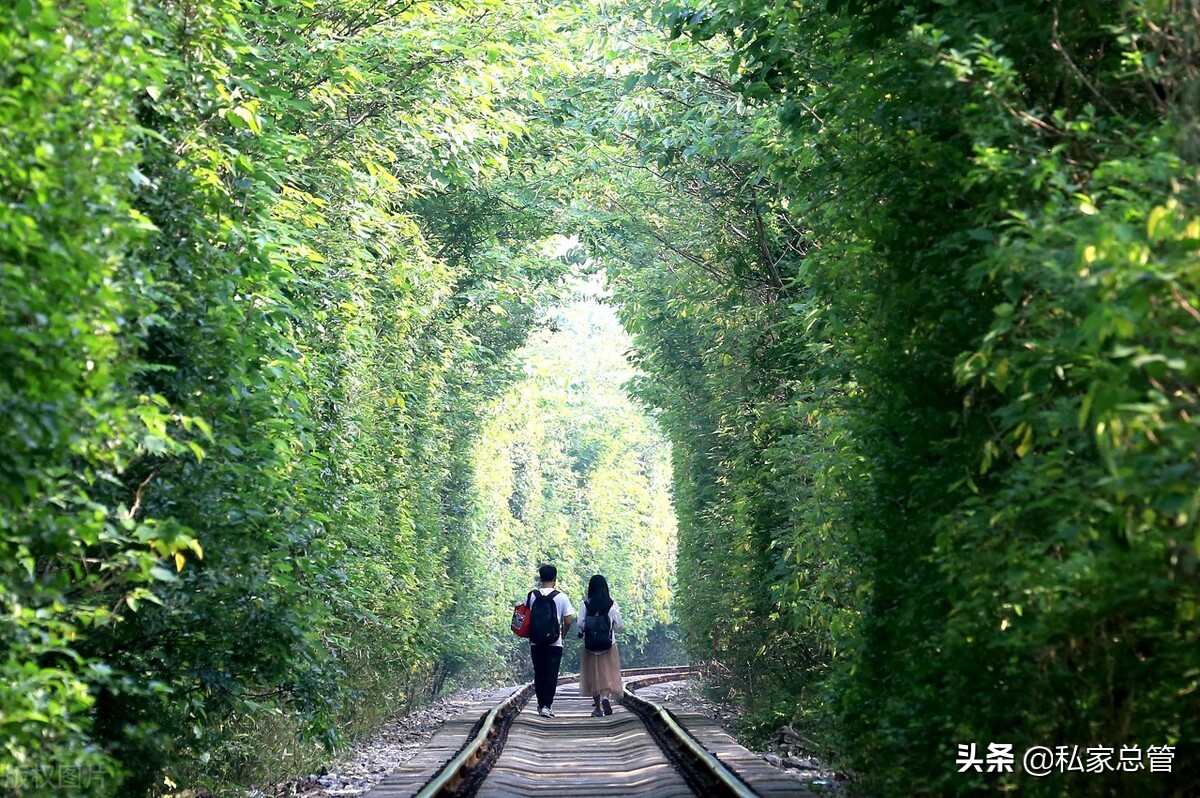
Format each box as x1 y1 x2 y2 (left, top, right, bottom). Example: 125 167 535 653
546 706 555 717
591 707 603 717
601 698 612 716
538 706 551 717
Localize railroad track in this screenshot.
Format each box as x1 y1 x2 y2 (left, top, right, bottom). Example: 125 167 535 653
364 666 815 798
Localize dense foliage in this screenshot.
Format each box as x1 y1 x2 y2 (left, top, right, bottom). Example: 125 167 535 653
586 0 1198 795
5 0 1198 795
1 0 578 794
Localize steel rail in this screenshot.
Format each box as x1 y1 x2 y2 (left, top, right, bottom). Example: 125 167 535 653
623 673 760 798
413 683 532 798
413 665 699 798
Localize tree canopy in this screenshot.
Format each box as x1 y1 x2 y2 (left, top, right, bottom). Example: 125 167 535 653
2 0 1197 796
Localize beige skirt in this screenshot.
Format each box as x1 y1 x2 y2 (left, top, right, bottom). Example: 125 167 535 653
578 641 622 697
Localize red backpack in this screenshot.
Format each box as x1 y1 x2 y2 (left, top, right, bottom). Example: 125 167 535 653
510 590 534 637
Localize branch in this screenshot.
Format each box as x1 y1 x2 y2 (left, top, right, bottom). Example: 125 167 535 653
694 71 737 93
752 200 785 290
315 54 462 157
335 0 420 39
129 471 157 520
604 193 726 285
1051 5 1119 115
1171 283 1200 324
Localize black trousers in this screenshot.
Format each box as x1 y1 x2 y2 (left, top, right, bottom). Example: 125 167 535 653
530 644 563 709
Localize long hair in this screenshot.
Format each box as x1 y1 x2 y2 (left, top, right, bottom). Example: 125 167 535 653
587 574 613 615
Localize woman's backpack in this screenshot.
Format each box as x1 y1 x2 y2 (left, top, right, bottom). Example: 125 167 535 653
583 600 613 653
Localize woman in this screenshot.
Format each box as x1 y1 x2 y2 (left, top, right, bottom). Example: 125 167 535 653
577 574 623 716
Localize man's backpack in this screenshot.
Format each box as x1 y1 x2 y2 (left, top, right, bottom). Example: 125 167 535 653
527 589 561 645
583 600 613 653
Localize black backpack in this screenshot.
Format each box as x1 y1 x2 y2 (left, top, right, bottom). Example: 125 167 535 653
583 600 613 653
527 589 561 645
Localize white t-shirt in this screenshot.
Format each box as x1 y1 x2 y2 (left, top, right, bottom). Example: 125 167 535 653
525 587 575 647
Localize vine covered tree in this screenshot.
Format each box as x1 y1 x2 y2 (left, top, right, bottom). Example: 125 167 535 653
2 0 1198 796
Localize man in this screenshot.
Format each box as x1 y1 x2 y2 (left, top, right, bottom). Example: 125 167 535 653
525 563 575 717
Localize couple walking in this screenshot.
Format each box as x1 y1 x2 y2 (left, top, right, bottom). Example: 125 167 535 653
523 564 623 718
